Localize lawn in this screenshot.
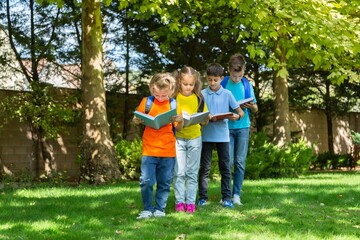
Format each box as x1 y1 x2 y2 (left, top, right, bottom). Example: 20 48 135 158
0 171 359 240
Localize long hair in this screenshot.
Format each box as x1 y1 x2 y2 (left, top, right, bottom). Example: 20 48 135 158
172 66 202 98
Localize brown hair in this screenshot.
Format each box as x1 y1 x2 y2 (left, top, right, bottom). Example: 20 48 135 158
228 53 246 72
173 66 202 98
149 72 176 96
206 63 224 77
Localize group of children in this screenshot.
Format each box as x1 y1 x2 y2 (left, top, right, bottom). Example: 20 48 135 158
132 53 258 220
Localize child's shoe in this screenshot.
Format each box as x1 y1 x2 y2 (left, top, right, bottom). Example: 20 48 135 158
232 195 243 205
175 202 186 212
222 200 234 209
136 210 153 220
186 203 196 214
153 210 166 218
197 199 207 207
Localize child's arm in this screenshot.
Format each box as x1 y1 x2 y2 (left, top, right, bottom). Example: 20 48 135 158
132 116 144 125
171 114 184 131
228 107 245 121
242 102 258 113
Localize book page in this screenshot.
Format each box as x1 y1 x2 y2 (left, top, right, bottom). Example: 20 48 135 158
134 108 176 129
183 111 210 127
238 97 254 106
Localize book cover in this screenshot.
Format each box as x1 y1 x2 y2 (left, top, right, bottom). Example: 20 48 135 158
133 108 177 130
238 97 254 106
210 112 233 121
183 111 210 127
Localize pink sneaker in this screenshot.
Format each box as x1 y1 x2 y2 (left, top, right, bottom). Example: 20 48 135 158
186 203 196 214
175 202 185 212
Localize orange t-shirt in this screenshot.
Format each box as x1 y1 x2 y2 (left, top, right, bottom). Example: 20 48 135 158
137 97 178 157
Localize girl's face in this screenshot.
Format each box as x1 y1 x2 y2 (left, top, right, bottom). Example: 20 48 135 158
152 85 171 102
180 74 195 96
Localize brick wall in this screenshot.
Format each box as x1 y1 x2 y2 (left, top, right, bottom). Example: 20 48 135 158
0 89 359 178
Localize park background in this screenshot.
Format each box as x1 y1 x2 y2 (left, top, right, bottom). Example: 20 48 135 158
0 1 359 182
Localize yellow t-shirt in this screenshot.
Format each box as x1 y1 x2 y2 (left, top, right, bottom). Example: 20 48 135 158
137 97 181 157
176 93 208 140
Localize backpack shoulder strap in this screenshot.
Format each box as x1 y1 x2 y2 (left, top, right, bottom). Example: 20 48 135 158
169 98 176 110
145 96 155 114
242 77 251 98
220 76 229 88
197 95 204 113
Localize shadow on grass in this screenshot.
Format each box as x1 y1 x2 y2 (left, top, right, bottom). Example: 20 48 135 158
0 172 359 239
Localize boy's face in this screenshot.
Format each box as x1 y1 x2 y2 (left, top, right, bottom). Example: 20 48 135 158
229 68 245 84
206 75 223 92
152 85 171 102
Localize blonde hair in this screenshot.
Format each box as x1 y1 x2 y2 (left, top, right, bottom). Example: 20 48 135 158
149 72 176 96
173 66 203 98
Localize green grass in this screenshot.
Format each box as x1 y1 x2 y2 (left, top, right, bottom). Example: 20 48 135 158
1 172 359 240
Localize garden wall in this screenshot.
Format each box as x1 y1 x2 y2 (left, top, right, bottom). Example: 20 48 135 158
0 89 359 179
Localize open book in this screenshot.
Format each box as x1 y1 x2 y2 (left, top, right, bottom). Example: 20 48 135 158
210 112 233 121
238 97 254 106
133 108 176 130
183 111 210 127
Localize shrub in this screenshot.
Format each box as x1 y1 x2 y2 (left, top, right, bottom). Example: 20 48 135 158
245 131 315 179
312 152 353 170
115 138 142 180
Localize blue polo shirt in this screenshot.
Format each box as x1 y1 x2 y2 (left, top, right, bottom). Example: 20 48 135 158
201 86 239 142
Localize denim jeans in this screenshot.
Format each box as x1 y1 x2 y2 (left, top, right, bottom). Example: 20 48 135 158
229 128 250 197
139 156 175 212
174 136 202 204
198 142 232 201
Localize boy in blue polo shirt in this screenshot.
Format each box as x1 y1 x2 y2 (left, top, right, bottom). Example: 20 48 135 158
198 63 244 208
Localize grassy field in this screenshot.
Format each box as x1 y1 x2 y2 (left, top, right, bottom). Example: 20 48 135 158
0 171 359 240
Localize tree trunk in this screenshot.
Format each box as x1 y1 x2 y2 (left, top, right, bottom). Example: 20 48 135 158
272 44 291 146
80 0 120 184
325 80 334 154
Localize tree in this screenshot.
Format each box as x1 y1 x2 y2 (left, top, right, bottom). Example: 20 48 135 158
0 0 79 177
120 0 360 146
80 0 120 183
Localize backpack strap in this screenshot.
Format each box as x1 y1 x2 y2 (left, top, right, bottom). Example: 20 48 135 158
196 95 205 113
242 77 251 99
220 76 229 88
145 96 155 114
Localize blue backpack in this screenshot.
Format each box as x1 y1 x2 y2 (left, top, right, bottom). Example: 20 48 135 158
221 76 251 114
145 96 177 135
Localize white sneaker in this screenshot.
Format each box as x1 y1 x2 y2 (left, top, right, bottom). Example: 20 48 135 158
232 195 243 205
153 210 166 218
136 210 153 220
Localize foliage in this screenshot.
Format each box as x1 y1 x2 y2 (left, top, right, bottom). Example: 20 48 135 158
0 86 80 139
351 130 360 146
245 131 315 179
312 152 355 170
114 137 142 180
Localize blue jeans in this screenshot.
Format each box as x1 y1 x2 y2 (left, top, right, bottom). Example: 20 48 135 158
229 128 250 197
198 142 232 201
139 156 175 212
174 136 202 204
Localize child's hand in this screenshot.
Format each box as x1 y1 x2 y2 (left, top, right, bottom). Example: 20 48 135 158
229 113 240 121
171 114 183 123
241 101 254 109
132 116 144 125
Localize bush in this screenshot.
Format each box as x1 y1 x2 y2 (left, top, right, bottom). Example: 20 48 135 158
245 131 315 179
312 152 353 170
114 138 142 180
